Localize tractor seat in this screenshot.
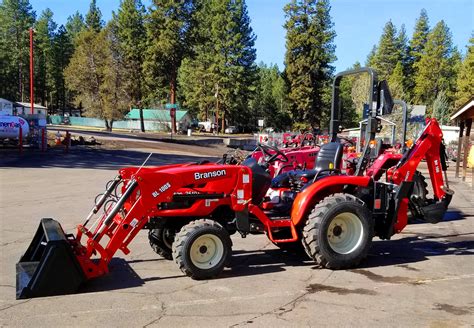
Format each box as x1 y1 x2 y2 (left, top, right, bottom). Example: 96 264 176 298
271 142 344 188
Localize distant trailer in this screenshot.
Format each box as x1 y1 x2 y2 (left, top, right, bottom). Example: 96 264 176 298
0 115 29 139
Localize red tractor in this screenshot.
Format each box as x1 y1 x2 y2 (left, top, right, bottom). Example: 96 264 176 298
16 68 453 299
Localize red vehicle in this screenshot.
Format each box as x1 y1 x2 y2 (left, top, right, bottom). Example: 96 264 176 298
282 131 315 148
16 68 453 299
250 143 320 177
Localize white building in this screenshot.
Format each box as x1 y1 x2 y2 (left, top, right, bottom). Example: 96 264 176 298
14 102 48 116
0 98 14 115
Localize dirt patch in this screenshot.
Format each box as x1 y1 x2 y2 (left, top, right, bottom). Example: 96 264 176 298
350 269 411 284
433 303 472 316
306 283 377 296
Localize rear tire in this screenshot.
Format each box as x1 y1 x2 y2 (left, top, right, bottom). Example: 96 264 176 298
302 193 373 269
173 219 232 280
409 171 429 221
148 227 176 260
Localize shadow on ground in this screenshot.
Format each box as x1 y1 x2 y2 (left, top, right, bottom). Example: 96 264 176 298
410 210 470 224
0 148 217 170
77 230 473 295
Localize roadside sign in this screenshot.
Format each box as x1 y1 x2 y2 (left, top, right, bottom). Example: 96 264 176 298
165 103 179 109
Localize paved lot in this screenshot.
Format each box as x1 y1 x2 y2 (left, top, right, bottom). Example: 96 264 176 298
1 147 473 327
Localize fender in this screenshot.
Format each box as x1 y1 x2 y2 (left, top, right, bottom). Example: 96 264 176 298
290 175 372 226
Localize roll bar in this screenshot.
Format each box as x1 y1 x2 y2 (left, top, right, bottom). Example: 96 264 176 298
330 67 378 142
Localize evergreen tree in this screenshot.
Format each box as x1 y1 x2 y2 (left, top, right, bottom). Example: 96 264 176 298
455 35 474 108
143 0 196 107
388 61 405 99
414 20 457 110
366 45 377 67
34 8 57 107
370 21 399 80
0 0 35 101
432 91 450 124
284 0 336 129
407 9 430 101
115 0 146 106
85 0 103 32
249 63 291 130
64 28 128 130
409 9 430 65
66 11 85 43
51 25 73 113
177 0 257 131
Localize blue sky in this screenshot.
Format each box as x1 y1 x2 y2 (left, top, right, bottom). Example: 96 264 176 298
30 0 473 71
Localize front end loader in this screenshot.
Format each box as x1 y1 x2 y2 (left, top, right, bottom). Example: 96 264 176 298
16 67 454 299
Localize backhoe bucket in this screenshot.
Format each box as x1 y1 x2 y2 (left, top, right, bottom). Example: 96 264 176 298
16 218 86 299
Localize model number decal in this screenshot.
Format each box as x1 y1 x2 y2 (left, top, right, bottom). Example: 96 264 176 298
152 182 171 198
194 170 227 180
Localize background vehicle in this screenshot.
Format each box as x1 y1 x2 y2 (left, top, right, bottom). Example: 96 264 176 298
224 126 239 134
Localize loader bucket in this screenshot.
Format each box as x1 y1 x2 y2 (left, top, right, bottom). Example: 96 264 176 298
16 218 86 299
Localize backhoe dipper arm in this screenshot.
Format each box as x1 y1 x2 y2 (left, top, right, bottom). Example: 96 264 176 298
388 118 453 231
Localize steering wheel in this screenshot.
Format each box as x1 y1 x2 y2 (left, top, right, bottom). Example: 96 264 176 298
257 143 289 164
338 136 355 146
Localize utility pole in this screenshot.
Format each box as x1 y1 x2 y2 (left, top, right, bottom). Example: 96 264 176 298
215 83 219 134
29 28 34 115
138 102 145 133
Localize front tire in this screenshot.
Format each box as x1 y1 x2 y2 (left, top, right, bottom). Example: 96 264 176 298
172 219 232 280
302 193 373 269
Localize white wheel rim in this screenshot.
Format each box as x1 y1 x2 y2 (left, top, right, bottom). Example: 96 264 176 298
327 212 364 254
190 234 224 269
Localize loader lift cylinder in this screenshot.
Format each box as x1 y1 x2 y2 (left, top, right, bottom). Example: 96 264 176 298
94 179 138 240
83 175 122 227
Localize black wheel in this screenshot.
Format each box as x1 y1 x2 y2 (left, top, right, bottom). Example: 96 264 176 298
408 171 429 221
148 227 177 260
172 219 232 280
302 193 373 269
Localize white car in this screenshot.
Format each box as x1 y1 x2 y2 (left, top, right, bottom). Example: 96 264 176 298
225 126 239 134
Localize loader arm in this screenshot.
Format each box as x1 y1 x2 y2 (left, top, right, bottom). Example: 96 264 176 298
76 164 253 279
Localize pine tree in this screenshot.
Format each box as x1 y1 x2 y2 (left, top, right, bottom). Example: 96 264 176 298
0 0 35 101
284 0 336 129
115 0 146 106
455 35 474 108
51 25 74 113
177 0 257 131
406 9 430 101
366 45 377 67
388 61 405 99
249 63 291 130
66 11 85 43
85 0 103 32
143 1 196 105
64 27 128 130
409 9 430 66
414 20 456 110
432 91 449 124
35 8 57 107
371 21 399 80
